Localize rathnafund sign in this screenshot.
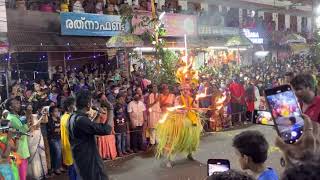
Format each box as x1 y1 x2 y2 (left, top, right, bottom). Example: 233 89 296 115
60 12 126 37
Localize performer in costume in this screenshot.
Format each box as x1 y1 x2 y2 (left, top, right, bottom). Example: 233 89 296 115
156 56 202 168
209 85 230 131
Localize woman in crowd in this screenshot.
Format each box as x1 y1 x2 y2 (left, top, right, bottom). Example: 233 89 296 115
147 85 161 146
26 104 48 179
159 84 175 113
97 101 117 160
47 106 63 175
38 104 51 177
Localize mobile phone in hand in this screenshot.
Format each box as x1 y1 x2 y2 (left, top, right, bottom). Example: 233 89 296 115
265 85 304 144
207 159 230 176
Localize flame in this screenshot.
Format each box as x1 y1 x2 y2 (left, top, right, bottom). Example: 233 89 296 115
216 94 227 104
159 105 185 124
159 113 169 124
196 87 207 100
166 105 185 111
215 93 227 110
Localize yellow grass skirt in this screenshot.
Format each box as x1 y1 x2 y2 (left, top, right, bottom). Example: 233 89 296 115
156 111 202 160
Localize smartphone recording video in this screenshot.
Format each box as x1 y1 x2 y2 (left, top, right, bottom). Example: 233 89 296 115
253 110 274 126
207 159 230 176
265 85 304 144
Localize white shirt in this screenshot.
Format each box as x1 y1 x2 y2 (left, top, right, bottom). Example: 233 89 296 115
128 100 146 127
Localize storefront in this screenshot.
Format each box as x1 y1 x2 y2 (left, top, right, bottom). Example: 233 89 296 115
195 21 251 68
241 28 269 64
6 10 128 81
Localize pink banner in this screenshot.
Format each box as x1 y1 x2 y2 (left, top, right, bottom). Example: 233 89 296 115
133 12 197 37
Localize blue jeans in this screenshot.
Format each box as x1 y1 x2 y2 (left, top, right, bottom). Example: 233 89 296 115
115 132 127 154
68 164 78 180
49 139 62 170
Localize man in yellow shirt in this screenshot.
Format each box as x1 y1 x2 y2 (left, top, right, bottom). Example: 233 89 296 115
60 97 77 180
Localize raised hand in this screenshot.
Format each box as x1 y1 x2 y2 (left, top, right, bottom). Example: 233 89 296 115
275 114 320 168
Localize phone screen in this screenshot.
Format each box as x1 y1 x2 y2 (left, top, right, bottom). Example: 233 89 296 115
265 85 304 144
253 110 274 126
207 159 230 176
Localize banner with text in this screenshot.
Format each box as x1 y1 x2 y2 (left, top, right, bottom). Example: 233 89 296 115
60 12 126 37
133 12 197 37
198 26 239 36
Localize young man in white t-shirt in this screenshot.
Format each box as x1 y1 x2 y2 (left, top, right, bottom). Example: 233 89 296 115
128 93 146 153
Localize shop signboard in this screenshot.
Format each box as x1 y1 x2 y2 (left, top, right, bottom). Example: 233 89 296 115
198 26 239 36
133 12 197 37
60 12 126 37
242 28 264 44
0 2 8 54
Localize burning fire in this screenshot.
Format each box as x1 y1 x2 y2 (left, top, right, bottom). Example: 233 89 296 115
215 93 227 110
159 105 185 124
196 87 208 100
166 105 185 112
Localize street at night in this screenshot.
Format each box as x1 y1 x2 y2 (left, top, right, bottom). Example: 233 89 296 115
1 0 320 180
48 124 283 180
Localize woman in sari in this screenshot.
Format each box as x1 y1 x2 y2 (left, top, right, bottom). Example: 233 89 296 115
159 84 175 113
96 101 117 160
25 104 48 179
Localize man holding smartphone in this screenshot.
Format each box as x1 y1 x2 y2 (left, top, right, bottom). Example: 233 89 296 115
68 90 113 180
290 74 320 124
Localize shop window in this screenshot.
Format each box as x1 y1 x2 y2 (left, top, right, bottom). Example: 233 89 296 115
187 2 201 15
278 14 285 31
208 4 219 14
225 8 239 28
162 0 178 13
301 17 308 33
290 15 297 32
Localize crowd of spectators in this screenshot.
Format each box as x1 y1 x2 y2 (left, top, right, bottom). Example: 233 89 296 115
0 62 161 179
6 0 186 15
0 51 319 179
198 54 319 131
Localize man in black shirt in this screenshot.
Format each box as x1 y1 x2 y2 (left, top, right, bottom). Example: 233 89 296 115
68 90 113 180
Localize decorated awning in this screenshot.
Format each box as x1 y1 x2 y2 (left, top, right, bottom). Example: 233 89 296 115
289 43 309 54
280 33 306 45
225 35 253 48
106 33 144 48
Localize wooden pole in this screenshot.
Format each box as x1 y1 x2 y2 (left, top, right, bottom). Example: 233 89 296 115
151 0 156 18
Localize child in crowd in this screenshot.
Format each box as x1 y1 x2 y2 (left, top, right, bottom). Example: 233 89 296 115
114 105 130 157
233 131 278 180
